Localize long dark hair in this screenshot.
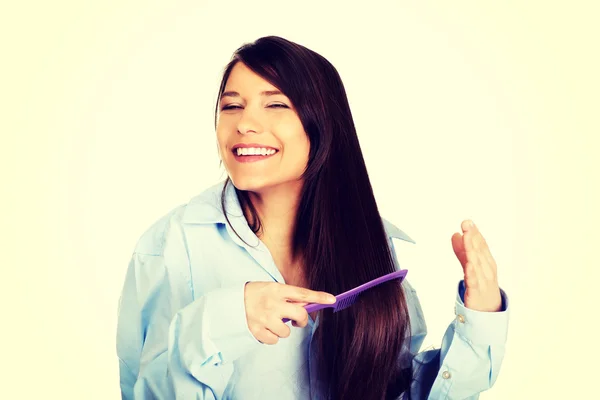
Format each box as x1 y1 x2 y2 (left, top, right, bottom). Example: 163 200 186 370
215 36 412 400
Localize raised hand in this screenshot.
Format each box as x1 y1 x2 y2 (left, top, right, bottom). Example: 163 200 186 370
451 220 502 312
244 282 336 344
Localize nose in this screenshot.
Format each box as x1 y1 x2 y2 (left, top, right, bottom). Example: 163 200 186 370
237 108 263 135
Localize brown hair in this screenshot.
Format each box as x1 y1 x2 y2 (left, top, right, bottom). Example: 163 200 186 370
216 36 412 399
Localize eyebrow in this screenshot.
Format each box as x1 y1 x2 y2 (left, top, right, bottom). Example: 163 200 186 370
220 90 284 99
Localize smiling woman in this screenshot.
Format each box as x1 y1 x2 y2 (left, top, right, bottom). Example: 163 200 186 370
116 35 509 400
216 62 310 194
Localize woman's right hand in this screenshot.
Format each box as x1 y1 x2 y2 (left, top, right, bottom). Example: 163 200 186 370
243 282 336 345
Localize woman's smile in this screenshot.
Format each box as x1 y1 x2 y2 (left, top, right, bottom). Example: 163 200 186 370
231 143 280 163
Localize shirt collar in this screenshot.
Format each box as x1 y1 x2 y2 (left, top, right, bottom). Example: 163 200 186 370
382 218 416 244
182 180 261 248
181 179 415 244
182 180 236 225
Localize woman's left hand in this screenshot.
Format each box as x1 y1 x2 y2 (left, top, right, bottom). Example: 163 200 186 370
451 220 503 312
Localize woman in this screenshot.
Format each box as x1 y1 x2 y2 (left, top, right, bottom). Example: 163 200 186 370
116 36 509 400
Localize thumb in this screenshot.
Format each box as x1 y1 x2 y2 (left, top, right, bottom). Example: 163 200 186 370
451 232 468 269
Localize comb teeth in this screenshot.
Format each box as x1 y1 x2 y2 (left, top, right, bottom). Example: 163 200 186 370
333 293 359 312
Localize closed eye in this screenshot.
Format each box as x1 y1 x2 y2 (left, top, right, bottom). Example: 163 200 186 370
221 105 242 111
221 103 290 111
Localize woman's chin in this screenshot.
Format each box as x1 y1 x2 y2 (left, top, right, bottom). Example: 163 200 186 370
229 176 272 193
229 176 304 195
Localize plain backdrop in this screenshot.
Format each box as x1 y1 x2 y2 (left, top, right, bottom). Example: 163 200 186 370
2 1 598 398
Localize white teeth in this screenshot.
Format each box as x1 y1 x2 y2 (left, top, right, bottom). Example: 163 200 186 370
236 147 277 156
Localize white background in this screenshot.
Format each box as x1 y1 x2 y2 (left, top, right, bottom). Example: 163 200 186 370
2 1 599 398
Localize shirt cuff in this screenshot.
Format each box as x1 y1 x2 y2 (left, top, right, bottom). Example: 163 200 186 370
454 280 510 346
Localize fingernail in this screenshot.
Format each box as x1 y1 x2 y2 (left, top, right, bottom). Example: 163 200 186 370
328 295 336 303
467 220 474 228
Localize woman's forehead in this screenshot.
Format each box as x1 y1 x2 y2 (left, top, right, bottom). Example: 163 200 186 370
223 63 281 93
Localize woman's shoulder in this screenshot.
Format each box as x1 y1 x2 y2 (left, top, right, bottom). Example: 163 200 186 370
133 181 227 256
132 204 187 256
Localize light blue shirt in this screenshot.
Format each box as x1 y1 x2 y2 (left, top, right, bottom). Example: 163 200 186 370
116 180 509 399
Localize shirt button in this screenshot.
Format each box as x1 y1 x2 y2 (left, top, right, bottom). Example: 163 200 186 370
457 314 465 323
442 371 451 379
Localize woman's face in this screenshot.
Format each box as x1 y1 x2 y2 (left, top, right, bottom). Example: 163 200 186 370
216 62 310 194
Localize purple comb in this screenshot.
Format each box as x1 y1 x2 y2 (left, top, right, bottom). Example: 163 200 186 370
282 269 408 323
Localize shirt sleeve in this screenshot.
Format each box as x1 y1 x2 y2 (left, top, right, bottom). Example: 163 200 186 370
116 252 262 400
424 280 510 400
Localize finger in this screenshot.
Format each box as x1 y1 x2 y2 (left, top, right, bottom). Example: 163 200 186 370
281 285 336 305
464 261 480 288
461 219 475 234
451 232 467 268
463 220 488 255
470 222 486 252
286 300 309 307
266 318 292 339
461 220 485 267
257 329 280 345
460 221 485 285
471 226 497 275
461 220 476 253
463 221 497 277
281 303 310 328
477 239 497 279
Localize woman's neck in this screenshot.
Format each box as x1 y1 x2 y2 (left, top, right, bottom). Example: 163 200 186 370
245 181 305 282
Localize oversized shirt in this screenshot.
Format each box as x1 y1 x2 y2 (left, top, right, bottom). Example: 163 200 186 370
116 180 509 399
